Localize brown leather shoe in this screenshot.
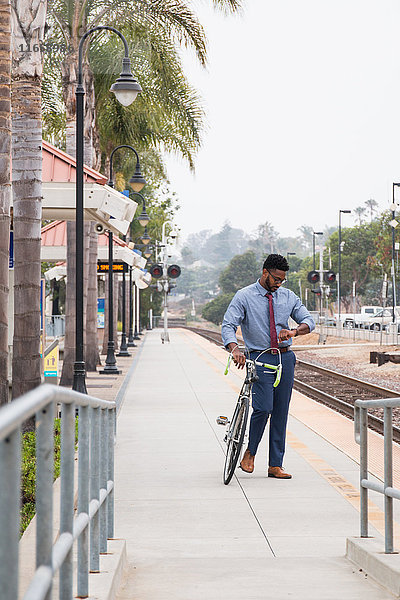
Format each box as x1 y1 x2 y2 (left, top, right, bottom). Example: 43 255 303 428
240 449 255 473
268 466 292 479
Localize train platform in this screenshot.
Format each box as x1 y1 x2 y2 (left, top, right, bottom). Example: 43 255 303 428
111 328 399 600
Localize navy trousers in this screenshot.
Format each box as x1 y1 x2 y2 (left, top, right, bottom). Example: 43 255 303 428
247 350 296 466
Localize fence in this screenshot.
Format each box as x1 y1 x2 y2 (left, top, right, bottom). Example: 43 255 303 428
317 323 400 345
0 384 116 600
354 397 400 553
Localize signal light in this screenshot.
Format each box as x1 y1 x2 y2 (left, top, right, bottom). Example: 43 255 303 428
311 288 321 295
150 264 163 279
324 270 336 284
167 264 181 279
307 270 319 284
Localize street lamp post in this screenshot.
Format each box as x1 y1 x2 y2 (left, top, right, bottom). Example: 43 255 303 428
312 232 323 310
127 194 150 345
391 183 400 324
127 266 136 347
338 210 351 325
106 146 146 359
73 25 141 393
100 231 121 373
134 283 140 339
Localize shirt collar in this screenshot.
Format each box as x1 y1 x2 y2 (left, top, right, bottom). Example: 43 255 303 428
256 279 283 297
256 279 271 296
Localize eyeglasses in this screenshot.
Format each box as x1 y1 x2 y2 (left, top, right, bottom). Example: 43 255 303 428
267 270 286 285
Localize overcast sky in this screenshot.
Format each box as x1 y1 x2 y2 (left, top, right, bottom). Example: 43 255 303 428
164 0 400 244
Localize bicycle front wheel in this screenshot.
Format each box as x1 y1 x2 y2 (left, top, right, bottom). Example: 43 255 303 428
223 396 249 485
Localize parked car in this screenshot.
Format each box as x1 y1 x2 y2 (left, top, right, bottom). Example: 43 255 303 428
338 306 383 328
364 307 400 331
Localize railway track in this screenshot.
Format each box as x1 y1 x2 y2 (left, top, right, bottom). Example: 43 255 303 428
182 325 400 442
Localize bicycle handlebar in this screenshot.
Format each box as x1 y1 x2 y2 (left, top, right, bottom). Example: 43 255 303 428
224 350 282 387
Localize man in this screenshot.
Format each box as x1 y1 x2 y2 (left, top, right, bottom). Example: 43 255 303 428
221 254 315 478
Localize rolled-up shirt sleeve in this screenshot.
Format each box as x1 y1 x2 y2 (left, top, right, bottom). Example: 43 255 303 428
221 292 245 348
290 296 315 332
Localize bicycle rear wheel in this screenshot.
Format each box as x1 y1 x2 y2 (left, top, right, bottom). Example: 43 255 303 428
223 396 249 485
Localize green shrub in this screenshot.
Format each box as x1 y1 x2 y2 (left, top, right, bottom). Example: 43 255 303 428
20 417 78 536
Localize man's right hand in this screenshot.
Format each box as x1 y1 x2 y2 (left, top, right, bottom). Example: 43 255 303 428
228 344 246 369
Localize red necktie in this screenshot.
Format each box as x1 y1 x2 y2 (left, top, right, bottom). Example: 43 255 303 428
266 293 278 349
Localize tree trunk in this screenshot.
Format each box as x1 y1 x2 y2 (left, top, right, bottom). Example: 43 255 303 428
83 220 90 361
0 0 11 405
86 222 100 370
11 0 46 402
60 221 75 386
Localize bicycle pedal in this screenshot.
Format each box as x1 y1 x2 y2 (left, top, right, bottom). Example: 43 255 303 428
216 415 229 426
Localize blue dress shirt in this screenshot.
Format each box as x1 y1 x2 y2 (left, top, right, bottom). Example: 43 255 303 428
221 280 315 351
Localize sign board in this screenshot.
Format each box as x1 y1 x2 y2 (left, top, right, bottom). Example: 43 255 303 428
44 345 59 378
97 261 127 273
97 297 105 328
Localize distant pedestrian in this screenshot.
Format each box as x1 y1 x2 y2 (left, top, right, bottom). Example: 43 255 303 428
221 254 315 478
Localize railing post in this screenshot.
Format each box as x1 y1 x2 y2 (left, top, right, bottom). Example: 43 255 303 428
0 429 21 600
77 404 90 597
36 402 55 600
60 402 75 600
99 408 108 553
108 407 115 539
384 406 394 553
90 407 100 572
360 407 368 537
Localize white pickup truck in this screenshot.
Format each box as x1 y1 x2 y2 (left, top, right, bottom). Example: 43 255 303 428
336 306 383 328
363 307 400 331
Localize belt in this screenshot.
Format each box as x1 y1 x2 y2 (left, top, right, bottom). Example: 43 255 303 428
271 347 290 354
250 347 290 355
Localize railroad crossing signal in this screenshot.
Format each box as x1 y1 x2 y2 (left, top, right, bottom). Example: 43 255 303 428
167 264 181 278
311 288 321 296
307 270 319 284
150 264 163 279
323 270 336 284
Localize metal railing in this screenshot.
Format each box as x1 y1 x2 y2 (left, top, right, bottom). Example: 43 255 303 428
354 396 400 553
317 323 400 345
0 384 116 600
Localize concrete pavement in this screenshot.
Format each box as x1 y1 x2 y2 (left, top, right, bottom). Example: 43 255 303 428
112 329 395 600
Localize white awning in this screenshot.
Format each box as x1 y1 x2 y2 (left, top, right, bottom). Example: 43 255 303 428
39 182 138 236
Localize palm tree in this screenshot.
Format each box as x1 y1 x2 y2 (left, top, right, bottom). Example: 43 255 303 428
10 0 46 401
354 206 367 226
0 0 11 405
365 197 378 222
45 0 242 384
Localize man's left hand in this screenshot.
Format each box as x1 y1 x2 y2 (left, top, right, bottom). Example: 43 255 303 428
278 328 296 342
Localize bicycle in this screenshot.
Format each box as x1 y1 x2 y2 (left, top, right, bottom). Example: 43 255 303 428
217 348 282 485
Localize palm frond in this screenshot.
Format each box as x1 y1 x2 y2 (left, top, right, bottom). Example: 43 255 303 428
91 23 204 169
211 0 243 14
